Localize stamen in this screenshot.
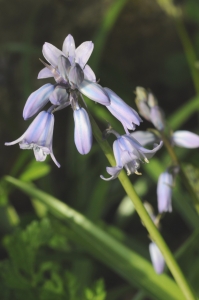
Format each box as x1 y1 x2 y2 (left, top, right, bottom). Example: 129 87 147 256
135 170 142 175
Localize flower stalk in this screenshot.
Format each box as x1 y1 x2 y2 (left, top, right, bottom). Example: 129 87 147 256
90 114 196 300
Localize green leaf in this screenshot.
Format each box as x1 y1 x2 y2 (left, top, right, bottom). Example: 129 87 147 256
2 218 52 276
5 176 186 300
19 160 51 182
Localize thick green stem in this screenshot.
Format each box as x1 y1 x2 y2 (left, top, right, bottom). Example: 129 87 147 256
90 116 196 300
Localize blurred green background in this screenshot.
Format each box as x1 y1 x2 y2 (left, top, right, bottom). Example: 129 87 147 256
1 0 199 299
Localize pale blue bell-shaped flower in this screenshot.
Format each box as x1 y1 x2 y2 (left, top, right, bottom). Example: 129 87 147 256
149 242 165 274
39 34 95 82
101 132 163 181
104 88 142 133
157 171 173 213
23 83 55 119
5 111 60 167
172 130 199 148
73 107 92 155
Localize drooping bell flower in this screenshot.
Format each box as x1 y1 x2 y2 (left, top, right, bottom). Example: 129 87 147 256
149 242 165 274
101 130 163 181
5 111 60 167
23 84 55 120
39 34 96 82
104 88 142 133
171 130 199 148
73 107 92 155
157 171 173 213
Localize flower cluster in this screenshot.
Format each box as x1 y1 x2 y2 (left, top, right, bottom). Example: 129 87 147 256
5 34 142 165
135 87 199 214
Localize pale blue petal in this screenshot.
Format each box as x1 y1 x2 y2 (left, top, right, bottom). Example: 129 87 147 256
23 84 54 119
104 88 142 132
37 67 53 79
5 111 60 168
42 42 65 67
75 41 94 68
130 131 159 146
62 34 76 61
150 106 165 131
78 80 110 105
83 64 96 82
172 130 199 148
69 64 84 88
122 135 163 160
49 86 69 105
73 108 92 154
149 242 165 274
100 166 122 181
57 55 71 81
157 171 173 213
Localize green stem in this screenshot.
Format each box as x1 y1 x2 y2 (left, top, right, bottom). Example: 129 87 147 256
175 16 199 94
90 116 196 300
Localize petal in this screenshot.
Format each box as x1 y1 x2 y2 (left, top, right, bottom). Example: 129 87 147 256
113 140 123 167
33 147 47 162
125 159 141 175
37 67 53 79
57 55 71 80
172 130 199 148
73 108 92 154
62 34 76 60
42 42 65 67
69 63 84 87
104 88 142 132
78 80 110 106
83 64 96 82
149 242 165 274
75 41 94 68
130 131 159 146
150 106 165 131
122 135 163 160
157 171 173 213
136 101 151 121
100 166 122 181
49 86 69 105
23 84 54 119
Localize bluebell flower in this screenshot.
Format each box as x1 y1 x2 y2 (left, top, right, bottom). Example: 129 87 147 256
135 87 165 131
101 130 163 181
171 130 199 148
157 171 173 213
104 88 142 133
38 34 96 82
135 87 151 121
23 34 110 120
73 107 92 155
23 84 55 120
5 111 60 167
149 242 165 274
